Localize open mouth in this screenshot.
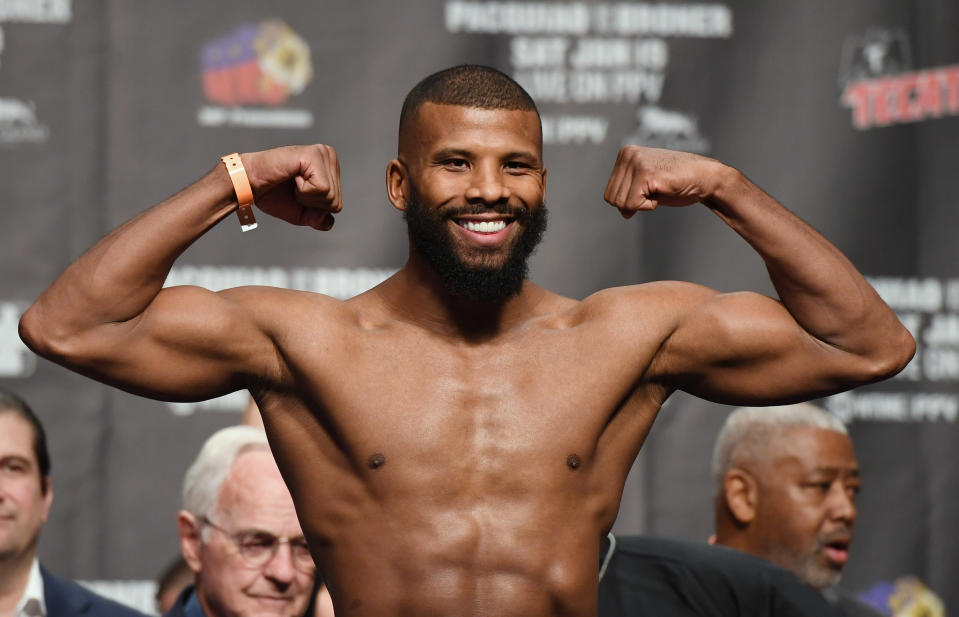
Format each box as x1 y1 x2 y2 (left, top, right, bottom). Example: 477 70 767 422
456 219 509 233
822 539 851 566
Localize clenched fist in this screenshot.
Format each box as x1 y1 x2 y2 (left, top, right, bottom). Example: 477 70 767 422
603 146 726 219
241 145 343 230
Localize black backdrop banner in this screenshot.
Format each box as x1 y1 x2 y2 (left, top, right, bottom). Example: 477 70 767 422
1 1 956 614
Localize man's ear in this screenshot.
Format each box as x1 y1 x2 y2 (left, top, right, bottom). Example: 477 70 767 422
177 510 203 574
386 159 409 212
723 468 758 525
40 476 53 523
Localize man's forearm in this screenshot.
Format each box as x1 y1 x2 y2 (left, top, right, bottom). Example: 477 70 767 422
20 144 342 370
704 166 913 368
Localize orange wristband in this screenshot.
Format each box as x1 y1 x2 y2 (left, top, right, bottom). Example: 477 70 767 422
220 153 258 232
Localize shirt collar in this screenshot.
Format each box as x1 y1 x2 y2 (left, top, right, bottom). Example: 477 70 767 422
184 588 207 617
14 558 46 617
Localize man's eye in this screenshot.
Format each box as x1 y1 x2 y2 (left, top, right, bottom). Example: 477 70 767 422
2 462 26 474
292 541 311 554
240 535 276 550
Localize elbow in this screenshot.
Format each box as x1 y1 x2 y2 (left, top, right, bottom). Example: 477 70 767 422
18 303 77 363
19 305 47 354
862 324 917 383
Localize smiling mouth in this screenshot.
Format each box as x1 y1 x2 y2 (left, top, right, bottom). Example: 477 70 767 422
252 595 290 603
456 219 510 233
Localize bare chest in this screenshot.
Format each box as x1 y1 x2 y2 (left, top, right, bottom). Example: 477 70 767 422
272 322 658 475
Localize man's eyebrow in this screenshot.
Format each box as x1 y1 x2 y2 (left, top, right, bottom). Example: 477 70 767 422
0 454 32 466
430 148 541 163
502 150 541 163
808 466 860 476
236 527 307 541
432 148 473 160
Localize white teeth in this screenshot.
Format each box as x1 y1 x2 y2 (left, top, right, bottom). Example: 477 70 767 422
461 220 507 233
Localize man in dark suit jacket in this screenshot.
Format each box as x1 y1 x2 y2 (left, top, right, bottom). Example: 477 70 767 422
40 566 147 617
0 389 146 617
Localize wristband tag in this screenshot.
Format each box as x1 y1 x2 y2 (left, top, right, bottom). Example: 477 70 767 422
220 153 258 232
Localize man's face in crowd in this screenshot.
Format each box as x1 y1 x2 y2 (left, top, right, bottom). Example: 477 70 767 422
750 426 860 589
182 449 313 617
398 103 547 301
0 412 52 563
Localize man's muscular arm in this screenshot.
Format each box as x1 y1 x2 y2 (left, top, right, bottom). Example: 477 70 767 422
19 145 342 401
604 146 915 404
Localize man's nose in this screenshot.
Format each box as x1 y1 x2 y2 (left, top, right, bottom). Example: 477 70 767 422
829 485 857 524
262 543 297 585
465 163 510 204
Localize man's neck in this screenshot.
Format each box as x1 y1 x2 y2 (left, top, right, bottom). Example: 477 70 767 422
712 528 753 555
379 252 553 341
0 550 36 617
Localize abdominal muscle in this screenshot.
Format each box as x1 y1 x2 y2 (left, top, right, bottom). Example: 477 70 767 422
265 407 614 617
312 484 605 617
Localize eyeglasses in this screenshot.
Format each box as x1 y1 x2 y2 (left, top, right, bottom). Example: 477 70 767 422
198 516 315 572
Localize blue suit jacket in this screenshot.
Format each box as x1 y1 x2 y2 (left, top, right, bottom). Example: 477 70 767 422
41 565 149 617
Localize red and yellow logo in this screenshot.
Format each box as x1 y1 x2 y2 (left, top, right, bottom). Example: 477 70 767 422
201 20 313 107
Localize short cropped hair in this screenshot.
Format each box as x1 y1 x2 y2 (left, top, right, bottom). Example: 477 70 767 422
399 64 539 140
182 426 270 520
711 403 847 492
0 389 51 491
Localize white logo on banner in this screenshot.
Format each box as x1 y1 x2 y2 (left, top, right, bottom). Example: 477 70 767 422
0 97 49 144
0 302 36 378
0 1 70 145
163 265 395 416
0 0 71 22
444 1 732 148
623 105 709 153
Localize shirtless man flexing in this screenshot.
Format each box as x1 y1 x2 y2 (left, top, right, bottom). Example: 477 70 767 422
19 65 914 617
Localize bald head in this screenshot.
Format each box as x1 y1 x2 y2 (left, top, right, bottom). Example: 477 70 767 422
398 64 540 156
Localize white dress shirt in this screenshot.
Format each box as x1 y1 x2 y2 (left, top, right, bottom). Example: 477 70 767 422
13 558 45 617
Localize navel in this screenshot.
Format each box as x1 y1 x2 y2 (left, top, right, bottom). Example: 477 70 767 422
367 452 386 470
566 454 581 470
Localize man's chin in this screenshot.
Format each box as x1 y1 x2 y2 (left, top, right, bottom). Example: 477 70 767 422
797 560 843 590
246 596 297 617
442 266 526 302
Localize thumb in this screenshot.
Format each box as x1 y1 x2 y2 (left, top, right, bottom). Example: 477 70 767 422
304 210 335 231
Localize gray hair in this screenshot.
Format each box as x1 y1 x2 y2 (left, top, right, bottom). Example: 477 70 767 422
182 425 270 519
711 403 847 492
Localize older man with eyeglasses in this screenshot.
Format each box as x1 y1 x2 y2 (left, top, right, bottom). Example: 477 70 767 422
166 426 316 617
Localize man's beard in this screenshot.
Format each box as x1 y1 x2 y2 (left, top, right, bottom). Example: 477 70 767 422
770 533 847 590
792 547 843 590
404 187 547 302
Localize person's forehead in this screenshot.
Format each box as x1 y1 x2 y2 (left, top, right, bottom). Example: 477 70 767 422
771 425 858 473
405 102 542 152
0 412 37 463
216 450 302 532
